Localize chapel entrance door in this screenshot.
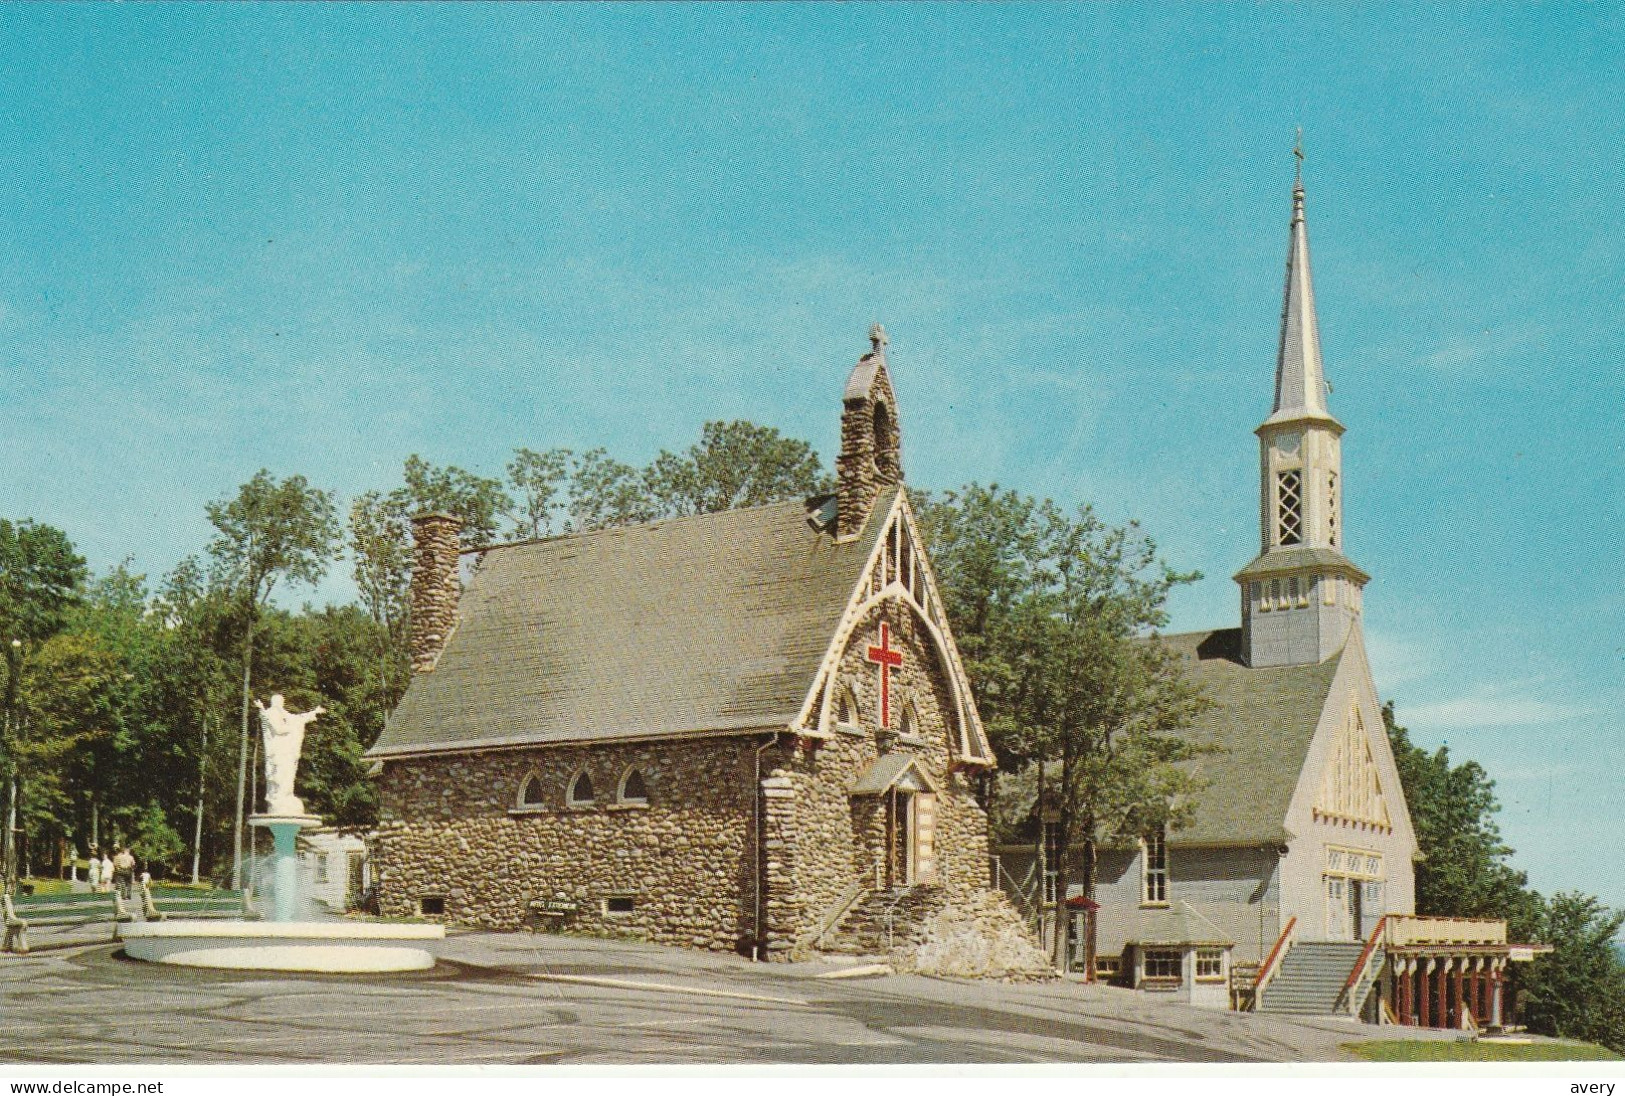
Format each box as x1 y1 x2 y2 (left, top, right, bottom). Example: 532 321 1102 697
892 790 916 887
1346 876 1364 941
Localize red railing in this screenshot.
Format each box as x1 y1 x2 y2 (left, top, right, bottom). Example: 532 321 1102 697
1253 916 1297 1002
1338 914 1389 1014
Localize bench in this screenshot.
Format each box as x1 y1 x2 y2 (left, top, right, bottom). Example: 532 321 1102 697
3 890 129 954
142 885 257 922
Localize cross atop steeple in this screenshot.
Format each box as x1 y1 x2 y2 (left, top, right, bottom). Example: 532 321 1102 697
869 323 888 354
1235 155 1369 668
1269 140 1331 423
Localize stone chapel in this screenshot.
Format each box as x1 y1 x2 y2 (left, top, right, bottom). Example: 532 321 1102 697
366 328 1022 960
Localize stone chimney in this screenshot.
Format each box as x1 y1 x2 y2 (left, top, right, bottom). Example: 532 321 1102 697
409 511 463 673
835 324 902 540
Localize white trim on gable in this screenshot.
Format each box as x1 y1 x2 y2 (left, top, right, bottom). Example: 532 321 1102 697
797 492 995 765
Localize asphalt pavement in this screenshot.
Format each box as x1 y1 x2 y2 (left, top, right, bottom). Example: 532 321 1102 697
0 926 1463 1064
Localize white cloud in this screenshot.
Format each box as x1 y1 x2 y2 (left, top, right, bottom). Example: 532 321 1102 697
1404 682 1591 731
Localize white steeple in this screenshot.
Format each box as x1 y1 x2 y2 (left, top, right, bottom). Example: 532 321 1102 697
1268 148 1333 424
1236 143 1369 668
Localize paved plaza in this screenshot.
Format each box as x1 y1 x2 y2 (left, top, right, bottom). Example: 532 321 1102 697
0 928 1459 1064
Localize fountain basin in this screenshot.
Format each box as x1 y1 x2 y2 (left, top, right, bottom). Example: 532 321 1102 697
118 920 444 973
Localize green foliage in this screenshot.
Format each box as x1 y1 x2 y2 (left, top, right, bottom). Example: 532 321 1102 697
1383 702 1540 934
1518 893 1625 1054
206 470 343 605
505 447 572 540
1345 1038 1620 1062
565 448 657 532
1384 702 1625 1052
644 420 832 517
0 518 88 646
913 482 1209 957
398 455 511 549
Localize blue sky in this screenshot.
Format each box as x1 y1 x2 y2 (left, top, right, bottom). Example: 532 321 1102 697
1 4 1621 908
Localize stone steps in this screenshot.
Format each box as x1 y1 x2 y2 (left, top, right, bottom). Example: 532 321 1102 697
820 885 946 955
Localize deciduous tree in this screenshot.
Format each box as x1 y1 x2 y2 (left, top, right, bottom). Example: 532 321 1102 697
205 470 341 888
915 484 1210 969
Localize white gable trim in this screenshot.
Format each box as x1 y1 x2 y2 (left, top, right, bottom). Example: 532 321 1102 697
791 492 995 765
1284 625 1419 856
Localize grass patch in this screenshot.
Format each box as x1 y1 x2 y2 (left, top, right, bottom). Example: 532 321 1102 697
17 877 76 895
1346 1039 1622 1062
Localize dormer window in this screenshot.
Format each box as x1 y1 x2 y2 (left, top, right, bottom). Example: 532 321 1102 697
567 769 595 808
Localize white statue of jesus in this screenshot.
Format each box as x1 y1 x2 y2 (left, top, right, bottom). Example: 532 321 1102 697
254 694 325 817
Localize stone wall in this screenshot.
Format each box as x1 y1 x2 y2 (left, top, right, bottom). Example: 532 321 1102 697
836 350 900 540
772 597 992 953
374 736 763 952
409 511 463 673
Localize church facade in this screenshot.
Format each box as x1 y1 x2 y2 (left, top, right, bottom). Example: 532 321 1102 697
1001 167 1423 1002
366 330 1015 960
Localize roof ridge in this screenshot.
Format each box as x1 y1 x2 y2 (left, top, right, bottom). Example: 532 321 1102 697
467 495 820 556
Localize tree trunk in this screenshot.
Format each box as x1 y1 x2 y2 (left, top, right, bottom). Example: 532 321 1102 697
1082 831 1099 983
232 615 255 891
1051 803 1073 971
192 717 208 885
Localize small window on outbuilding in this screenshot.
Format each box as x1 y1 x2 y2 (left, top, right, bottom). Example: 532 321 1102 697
1143 949 1182 980
604 895 635 915
419 896 446 917
568 770 595 807
518 772 546 808
618 768 648 805
1195 948 1225 981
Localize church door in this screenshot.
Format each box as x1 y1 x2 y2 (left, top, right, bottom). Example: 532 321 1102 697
1325 876 1350 939
889 789 915 887
1346 877 1363 941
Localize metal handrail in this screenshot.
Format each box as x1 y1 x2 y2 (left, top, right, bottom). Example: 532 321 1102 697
1253 916 1297 1005
990 856 1038 923
1337 914 1388 1015
810 875 870 950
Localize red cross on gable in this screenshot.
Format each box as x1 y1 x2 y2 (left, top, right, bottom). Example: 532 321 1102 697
865 621 904 728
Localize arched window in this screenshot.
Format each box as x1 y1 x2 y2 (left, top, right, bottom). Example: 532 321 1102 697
872 401 892 469
517 772 546 808
834 684 861 728
618 768 649 805
900 700 920 740
567 769 595 807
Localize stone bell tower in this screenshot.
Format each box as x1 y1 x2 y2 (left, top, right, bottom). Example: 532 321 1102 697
835 324 902 540
1237 150 1369 668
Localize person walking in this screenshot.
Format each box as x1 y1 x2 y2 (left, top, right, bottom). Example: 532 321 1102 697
87 852 102 891
113 847 135 900
98 852 113 893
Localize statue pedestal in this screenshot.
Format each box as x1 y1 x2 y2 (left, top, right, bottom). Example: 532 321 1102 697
248 813 321 923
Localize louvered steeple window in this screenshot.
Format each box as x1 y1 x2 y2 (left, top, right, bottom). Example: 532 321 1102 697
1326 471 1340 547
1276 470 1303 546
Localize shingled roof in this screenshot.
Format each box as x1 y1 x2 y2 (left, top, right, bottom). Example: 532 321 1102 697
368 491 894 759
1161 627 1342 847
